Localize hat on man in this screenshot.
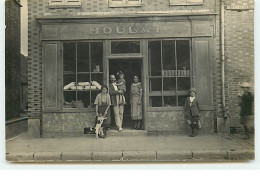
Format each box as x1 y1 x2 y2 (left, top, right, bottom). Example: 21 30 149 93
189 88 196 93
240 82 250 88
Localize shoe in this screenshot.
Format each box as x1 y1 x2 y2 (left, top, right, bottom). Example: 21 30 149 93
193 129 199 137
244 135 249 140
189 130 194 137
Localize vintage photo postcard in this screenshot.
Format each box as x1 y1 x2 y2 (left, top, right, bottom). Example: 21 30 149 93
5 0 255 163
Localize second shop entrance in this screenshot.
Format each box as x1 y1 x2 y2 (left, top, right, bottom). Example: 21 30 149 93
109 58 143 129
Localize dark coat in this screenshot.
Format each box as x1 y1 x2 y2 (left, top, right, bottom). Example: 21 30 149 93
184 97 200 117
109 83 118 107
109 83 126 107
240 92 254 116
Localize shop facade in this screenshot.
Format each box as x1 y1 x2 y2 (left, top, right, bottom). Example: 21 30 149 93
37 14 215 136
27 0 254 137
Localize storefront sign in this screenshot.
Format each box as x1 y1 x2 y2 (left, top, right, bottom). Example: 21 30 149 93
41 21 212 40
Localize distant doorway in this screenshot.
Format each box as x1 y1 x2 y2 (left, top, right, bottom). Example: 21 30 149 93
109 58 143 129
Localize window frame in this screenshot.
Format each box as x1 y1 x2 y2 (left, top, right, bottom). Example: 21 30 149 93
62 40 104 110
169 0 203 6
108 39 143 57
48 0 81 9
147 38 192 109
108 0 142 8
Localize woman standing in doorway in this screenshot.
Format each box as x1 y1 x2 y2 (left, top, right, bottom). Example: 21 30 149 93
130 75 143 130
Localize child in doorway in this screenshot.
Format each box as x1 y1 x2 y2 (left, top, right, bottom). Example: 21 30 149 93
184 88 201 137
116 71 126 105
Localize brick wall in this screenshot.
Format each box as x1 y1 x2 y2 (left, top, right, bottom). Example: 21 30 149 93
5 0 21 119
27 0 226 132
224 0 254 130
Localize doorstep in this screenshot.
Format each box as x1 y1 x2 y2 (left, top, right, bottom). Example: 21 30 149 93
106 129 147 136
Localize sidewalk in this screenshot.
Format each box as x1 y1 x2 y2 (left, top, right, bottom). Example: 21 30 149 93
5 131 255 162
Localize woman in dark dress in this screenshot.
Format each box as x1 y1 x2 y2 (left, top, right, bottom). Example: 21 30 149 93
94 85 111 138
130 76 143 130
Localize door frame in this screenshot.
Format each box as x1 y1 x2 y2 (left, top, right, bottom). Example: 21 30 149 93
104 39 147 129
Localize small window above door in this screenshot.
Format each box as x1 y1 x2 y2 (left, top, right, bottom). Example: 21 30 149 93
108 0 142 8
111 41 141 54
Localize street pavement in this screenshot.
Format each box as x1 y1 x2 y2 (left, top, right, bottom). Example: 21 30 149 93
5 130 255 162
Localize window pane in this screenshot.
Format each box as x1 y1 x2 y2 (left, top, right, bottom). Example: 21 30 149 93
149 78 162 92
111 41 140 54
63 43 76 73
77 43 89 72
150 96 162 107
177 77 190 91
178 95 189 106
78 74 90 86
163 77 176 91
78 91 90 108
91 42 103 72
164 96 177 107
63 91 76 108
149 41 161 76
91 73 103 87
176 40 190 71
91 91 100 108
63 74 76 90
162 40 176 71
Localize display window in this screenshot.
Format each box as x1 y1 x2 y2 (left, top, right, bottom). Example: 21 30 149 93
63 42 103 109
148 39 191 107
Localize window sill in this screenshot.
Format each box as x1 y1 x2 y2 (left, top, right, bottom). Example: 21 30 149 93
109 3 142 8
169 2 203 6
148 107 184 112
48 5 82 9
43 108 95 113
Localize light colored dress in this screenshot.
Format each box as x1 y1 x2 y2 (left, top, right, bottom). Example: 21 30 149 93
130 82 142 120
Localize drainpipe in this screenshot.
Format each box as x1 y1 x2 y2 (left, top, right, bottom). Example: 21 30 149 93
221 0 227 119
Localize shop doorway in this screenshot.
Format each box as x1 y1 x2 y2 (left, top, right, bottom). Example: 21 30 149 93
109 58 143 129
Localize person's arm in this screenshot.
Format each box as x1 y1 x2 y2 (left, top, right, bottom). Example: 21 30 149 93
138 87 142 104
95 105 99 116
94 94 99 116
196 99 200 115
116 81 124 86
104 95 111 116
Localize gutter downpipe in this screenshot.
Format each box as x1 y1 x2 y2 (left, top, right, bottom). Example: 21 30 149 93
221 0 227 119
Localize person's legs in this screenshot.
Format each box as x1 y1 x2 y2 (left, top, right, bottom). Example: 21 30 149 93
118 105 124 130
136 120 142 130
113 106 121 130
244 125 249 139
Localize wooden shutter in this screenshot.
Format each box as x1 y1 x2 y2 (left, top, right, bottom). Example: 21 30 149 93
192 38 212 107
42 42 61 111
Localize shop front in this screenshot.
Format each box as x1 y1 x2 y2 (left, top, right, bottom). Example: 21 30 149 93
38 14 215 137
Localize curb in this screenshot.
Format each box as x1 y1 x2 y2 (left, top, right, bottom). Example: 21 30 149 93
6 149 255 162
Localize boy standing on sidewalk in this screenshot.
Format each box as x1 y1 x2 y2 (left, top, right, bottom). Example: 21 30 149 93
184 88 201 137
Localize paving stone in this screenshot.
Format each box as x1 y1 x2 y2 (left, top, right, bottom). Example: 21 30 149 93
227 149 255 160
157 150 192 161
34 152 61 161
192 150 228 160
6 152 34 162
123 151 156 161
61 151 92 161
92 151 123 161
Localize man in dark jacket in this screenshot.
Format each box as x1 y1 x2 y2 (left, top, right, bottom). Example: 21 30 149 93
239 82 254 139
109 74 125 131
